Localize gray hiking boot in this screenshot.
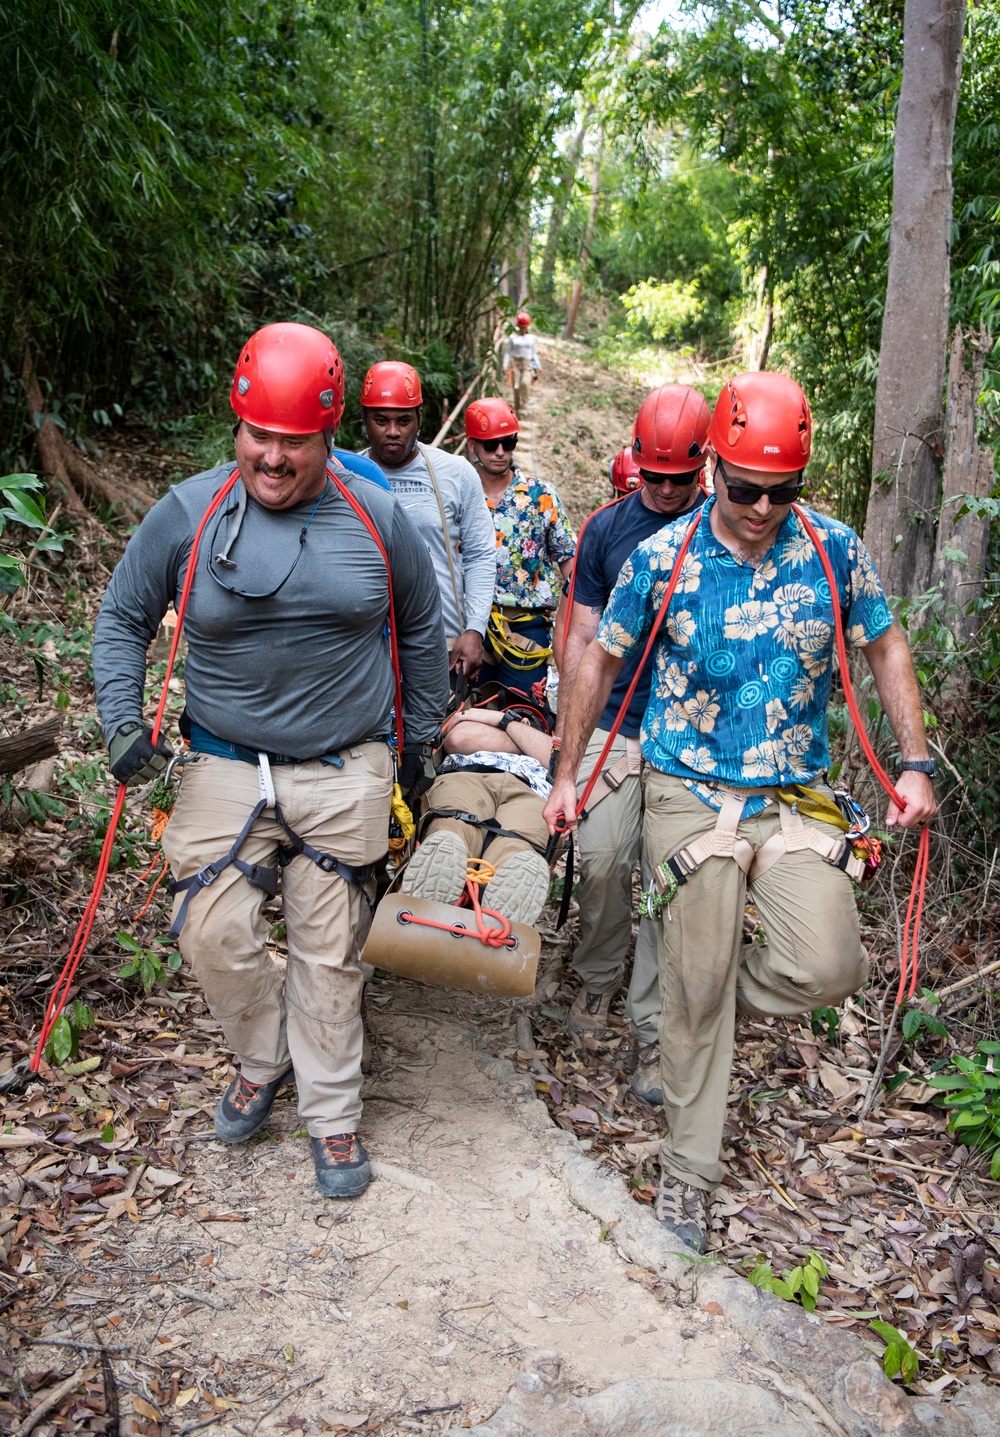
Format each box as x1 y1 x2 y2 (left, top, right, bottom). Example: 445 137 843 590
311 1133 371 1199
567 986 614 1038
214 1068 293 1144
403 830 467 906
629 1041 663 1106
487 851 551 927
654 1171 711 1254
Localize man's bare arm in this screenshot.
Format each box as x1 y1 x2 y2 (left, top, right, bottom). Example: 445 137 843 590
542 640 624 833
862 622 938 829
550 558 575 674
555 601 601 738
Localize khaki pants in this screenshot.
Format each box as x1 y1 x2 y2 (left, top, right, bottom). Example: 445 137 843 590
161 747 392 1136
510 359 534 417
424 769 548 869
572 729 659 1043
643 771 869 1191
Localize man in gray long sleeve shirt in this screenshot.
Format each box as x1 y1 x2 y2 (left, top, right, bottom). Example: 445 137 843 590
359 360 495 680
92 322 449 1200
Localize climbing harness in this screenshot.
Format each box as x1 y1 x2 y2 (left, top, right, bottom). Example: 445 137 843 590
559 502 929 1006
32 460 405 1072
485 605 553 673
580 736 643 816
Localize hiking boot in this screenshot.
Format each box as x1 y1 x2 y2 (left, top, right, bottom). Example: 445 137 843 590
214 1068 293 1144
654 1172 711 1254
403 830 467 906
629 1041 663 1106
487 851 551 927
311 1133 371 1199
567 986 614 1038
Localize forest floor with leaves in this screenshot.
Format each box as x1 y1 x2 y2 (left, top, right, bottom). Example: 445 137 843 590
3 338 1000 1433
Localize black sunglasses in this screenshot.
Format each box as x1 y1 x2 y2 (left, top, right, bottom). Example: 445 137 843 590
639 467 700 487
480 435 518 453
715 457 804 507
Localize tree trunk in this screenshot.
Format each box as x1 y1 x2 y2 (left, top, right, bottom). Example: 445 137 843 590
749 266 773 371
0 716 63 776
22 350 144 518
864 0 966 599
539 112 591 300
930 325 994 646
562 125 604 341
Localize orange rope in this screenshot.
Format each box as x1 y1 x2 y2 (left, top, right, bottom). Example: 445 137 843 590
134 853 170 921
401 874 515 949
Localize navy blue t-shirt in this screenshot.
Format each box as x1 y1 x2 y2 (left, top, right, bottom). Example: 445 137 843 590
573 488 704 736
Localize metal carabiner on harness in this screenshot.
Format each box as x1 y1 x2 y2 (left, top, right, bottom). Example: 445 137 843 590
833 788 871 840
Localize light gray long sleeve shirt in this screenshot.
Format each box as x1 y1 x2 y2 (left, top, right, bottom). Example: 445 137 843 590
93 460 449 757
361 442 496 639
502 333 540 370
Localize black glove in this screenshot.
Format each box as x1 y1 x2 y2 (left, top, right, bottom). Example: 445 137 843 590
398 741 437 806
108 723 174 787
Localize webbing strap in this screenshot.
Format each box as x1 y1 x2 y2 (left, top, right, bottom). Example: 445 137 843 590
274 802 379 913
580 736 642 816
750 799 866 883
167 799 278 938
421 806 549 859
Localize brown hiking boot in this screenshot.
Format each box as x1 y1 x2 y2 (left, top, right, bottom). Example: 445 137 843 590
629 1041 663 1106
567 987 614 1038
654 1172 711 1253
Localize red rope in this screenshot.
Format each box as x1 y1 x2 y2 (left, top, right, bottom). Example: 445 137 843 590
790 504 930 1005
400 878 515 948
555 491 630 668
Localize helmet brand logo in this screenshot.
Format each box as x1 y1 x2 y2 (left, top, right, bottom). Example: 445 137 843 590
237 376 251 396
763 445 780 453
319 389 334 408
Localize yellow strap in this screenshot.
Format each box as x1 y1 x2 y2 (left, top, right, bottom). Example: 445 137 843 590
775 784 849 832
390 783 415 842
486 608 553 668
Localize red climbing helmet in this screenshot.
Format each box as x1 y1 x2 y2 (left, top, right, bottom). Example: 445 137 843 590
360 360 423 409
631 385 711 474
230 322 345 434
609 446 642 494
515 311 531 330
708 371 812 472
465 397 519 440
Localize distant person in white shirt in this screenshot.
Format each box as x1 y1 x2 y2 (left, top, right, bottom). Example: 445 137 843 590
361 361 496 681
502 311 541 418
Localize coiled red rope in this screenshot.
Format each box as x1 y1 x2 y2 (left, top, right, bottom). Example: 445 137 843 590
31 464 404 1071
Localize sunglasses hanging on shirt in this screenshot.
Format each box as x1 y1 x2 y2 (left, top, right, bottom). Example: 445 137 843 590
479 435 518 453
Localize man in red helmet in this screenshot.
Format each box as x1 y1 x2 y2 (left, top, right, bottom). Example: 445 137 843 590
93 323 448 1201
502 312 542 418
545 371 936 1253
608 446 641 495
558 387 709 1104
464 397 576 694
360 361 496 683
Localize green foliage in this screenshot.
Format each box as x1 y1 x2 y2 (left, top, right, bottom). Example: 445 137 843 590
117 932 182 990
869 1320 920 1384
748 1249 828 1312
620 278 704 343
810 1006 840 1044
927 1040 1000 1176
44 1000 94 1066
0 473 62 593
901 998 949 1047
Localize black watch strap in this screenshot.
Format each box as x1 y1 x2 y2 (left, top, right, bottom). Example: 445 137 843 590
898 759 937 777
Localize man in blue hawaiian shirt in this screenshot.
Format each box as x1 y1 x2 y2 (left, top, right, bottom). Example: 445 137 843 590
544 372 937 1253
464 397 576 695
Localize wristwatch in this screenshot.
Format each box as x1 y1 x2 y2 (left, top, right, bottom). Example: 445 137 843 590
898 758 937 777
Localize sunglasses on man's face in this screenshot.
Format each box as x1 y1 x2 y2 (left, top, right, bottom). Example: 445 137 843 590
479 435 518 453
715 457 804 507
639 468 700 487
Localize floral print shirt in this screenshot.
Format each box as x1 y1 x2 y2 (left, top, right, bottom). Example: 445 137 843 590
487 467 577 611
597 497 892 815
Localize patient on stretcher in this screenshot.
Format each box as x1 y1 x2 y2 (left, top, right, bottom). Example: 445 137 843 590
403 710 554 927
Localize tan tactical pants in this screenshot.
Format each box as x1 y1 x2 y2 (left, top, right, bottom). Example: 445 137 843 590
161 746 392 1136
643 771 869 1191
572 729 660 1043
424 769 548 869
510 358 534 418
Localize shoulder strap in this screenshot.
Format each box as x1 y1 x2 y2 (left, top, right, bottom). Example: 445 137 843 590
418 443 465 633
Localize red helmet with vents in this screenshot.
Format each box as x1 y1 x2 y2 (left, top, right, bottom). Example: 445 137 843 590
708 372 811 472
631 385 711 475
230 323 345 434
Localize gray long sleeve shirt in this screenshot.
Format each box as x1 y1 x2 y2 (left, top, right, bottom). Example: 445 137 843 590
93 460 449 757
361 443 496 639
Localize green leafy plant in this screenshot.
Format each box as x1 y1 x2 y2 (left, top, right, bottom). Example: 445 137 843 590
811 1006 840 1044
927 1040 1000 1178
117 932 181 991
869 1319 920 1383
902 992 949 1045
0 473 62 593
43 999 94 1065
748 1249 829 1312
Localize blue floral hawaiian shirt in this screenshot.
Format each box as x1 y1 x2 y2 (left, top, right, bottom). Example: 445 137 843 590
488 467 577 611
597 497 893 815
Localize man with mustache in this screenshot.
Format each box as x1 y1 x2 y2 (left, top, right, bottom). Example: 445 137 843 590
93 323 448 1200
